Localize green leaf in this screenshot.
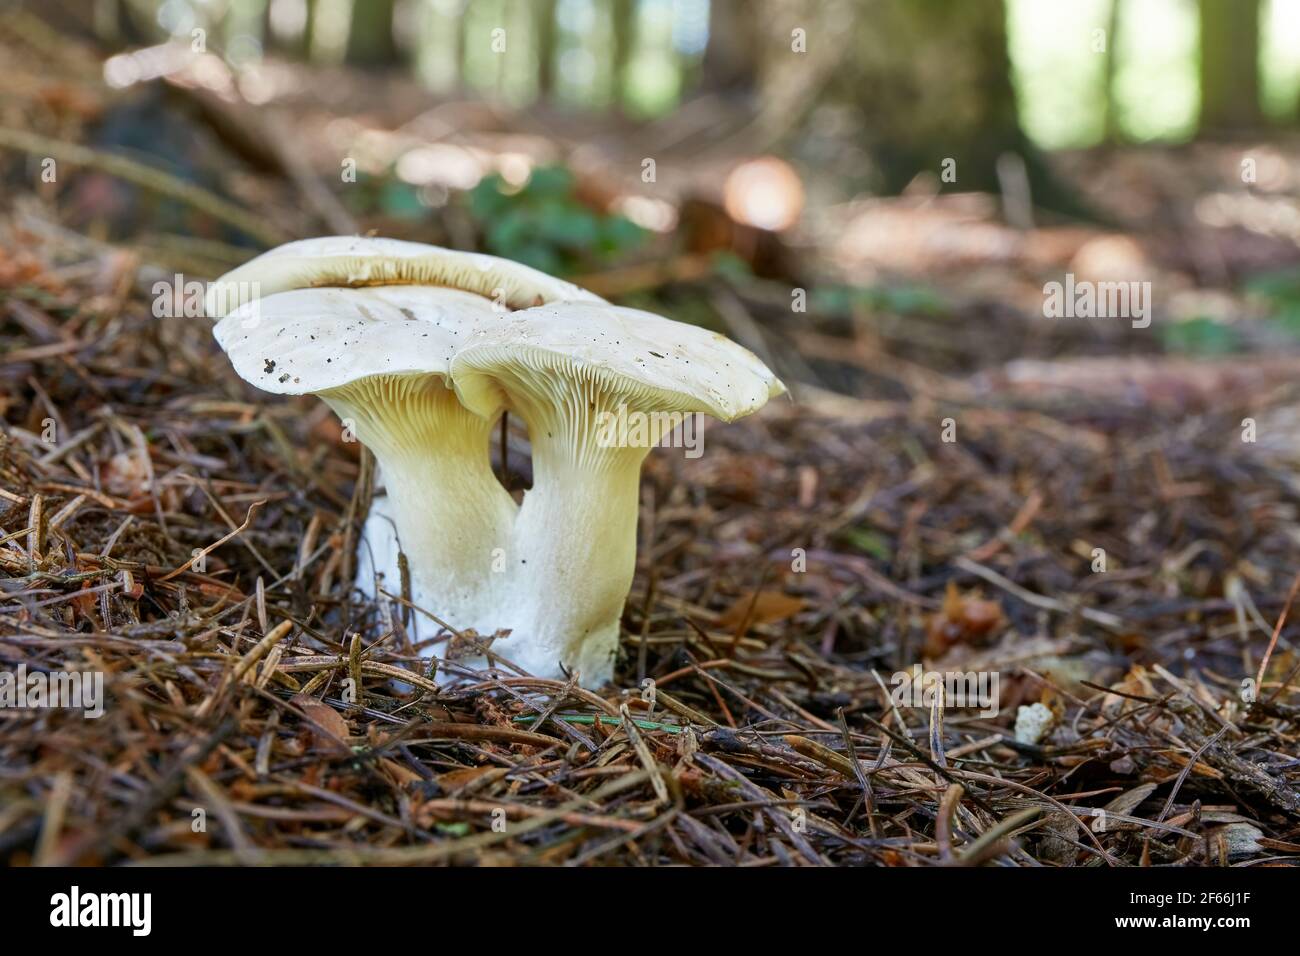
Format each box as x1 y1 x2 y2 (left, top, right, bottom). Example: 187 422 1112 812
486 209 531 254
837 527 892 561
525 165 575 199
599 215 645 253
467 175 509 218
540 207 600 248
1160 316 1241 356
870 284 947 316
464 164 646 269
712 251 752 282
379 181 425 219
1244 269 1300 305
434 822 472 837
811 286 855 314
511 243 565 276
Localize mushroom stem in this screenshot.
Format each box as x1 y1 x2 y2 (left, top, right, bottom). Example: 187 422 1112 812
470 368 661 682
502 439 649 682
443 301 785 687
323 375 517 630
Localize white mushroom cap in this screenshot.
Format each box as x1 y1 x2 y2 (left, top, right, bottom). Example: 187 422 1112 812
213 282 522 657
451 301 786 422
442 300 785 687
213 285 503 395
205 236 604 319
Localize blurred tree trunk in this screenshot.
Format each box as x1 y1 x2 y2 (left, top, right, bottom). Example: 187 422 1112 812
92 0 142 47
804 0 1081 210
37 0 148 48
611 0 637 108
536 0 558 96
1102 0 1122 140
346 0 398 68
298 0 319 59
701 0 763 95
1198 0 1261 134
223 0 266 59
447 3 464 90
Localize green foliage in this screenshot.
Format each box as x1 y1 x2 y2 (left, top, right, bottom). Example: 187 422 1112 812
433 822 472 837
811 283 949 317
466 166 646 276
1246 269 1300 339
711 251 754 284
1159 316 1242 355
378 180 426 220
836 526 892 561
337 172 429 222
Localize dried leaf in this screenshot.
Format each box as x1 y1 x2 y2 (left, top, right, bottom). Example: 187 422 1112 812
436 766 499 793
717 591 806 631
290 693 352 755
925 582 1004 655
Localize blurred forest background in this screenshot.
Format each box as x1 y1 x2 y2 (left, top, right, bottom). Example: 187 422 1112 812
6 0 1300 295
6 0 1300 347
45 0 1300 141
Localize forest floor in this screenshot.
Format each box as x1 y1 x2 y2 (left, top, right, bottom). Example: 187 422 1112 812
3 217 1300 865
2 26 1300 866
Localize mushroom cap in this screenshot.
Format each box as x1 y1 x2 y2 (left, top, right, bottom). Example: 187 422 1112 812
205 236 603 319
214 285 503 395
450 301 786 422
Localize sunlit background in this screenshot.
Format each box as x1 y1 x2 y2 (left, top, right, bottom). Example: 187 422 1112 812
110 0 1300 146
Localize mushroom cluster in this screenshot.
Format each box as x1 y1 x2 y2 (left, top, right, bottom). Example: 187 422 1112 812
209 237 784 686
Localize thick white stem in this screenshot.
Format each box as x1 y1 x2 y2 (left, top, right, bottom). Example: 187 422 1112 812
494 437 648 684
326 377 517 637
377 448 516 629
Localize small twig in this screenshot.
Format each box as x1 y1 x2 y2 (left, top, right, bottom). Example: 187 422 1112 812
157 499 265 582
937 784 965 862
956 807 1044 866
1256 569 1300 692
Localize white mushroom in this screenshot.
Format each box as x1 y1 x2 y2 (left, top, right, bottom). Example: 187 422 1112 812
208 239 785 688
214 285 516 634
450 301 785 684
208 238 604 659
204 236 602 320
